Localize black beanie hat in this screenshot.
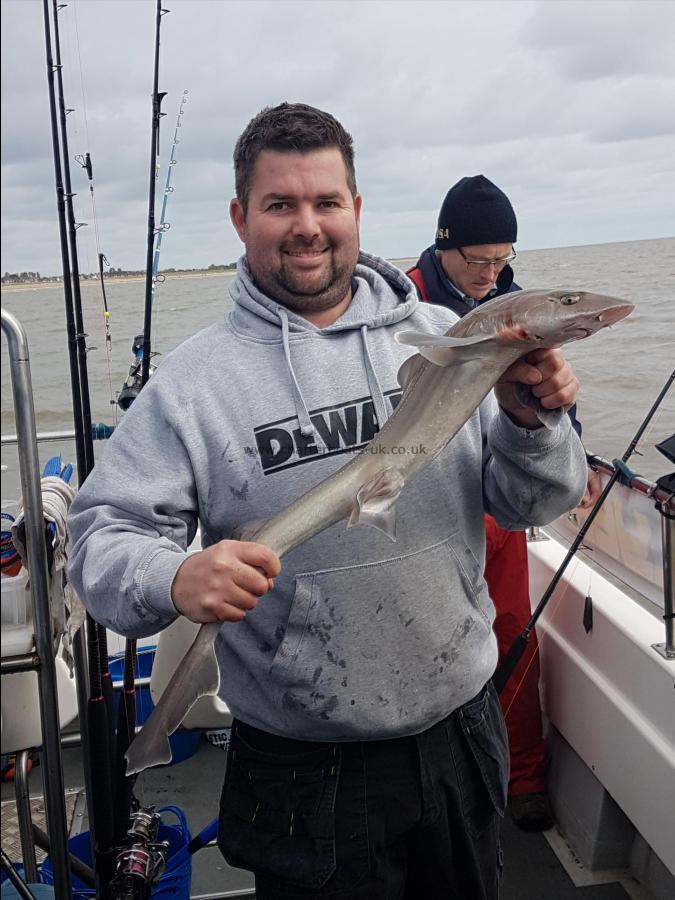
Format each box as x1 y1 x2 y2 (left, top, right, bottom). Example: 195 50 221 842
435 175 517 250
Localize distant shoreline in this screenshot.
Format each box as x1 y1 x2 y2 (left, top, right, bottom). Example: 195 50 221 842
0 265 418 293
0 270 237 293
2 236 672 293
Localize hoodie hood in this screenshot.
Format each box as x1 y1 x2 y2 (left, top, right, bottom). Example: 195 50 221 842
228 251 420 438
229 250 419 338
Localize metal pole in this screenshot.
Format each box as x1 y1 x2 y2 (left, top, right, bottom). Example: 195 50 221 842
14 751 39 884
653 504 675 660
0 850 37 900
2 425 114 446
2 429 75 445
32 822 96 888
0 654 41 675
1 308 72 898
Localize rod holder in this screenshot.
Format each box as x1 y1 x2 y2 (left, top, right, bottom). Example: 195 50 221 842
526 525 549 543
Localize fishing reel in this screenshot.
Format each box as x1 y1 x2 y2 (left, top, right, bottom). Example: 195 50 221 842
117 333 158 412
109 808 169 900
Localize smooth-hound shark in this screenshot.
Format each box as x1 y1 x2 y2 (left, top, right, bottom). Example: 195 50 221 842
126 288 633 774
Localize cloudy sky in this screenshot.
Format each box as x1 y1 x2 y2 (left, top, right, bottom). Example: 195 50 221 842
2 0 674 276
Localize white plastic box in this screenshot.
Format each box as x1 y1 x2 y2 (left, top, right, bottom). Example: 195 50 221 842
1 567 32 656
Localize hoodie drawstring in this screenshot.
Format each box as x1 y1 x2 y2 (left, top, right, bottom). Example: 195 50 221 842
276 311 391 442
360 325 390 432
278 307 316 438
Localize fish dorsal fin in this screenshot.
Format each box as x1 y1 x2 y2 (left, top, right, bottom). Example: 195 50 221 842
397 352 427 390
348 467 405 540
394 330 494 367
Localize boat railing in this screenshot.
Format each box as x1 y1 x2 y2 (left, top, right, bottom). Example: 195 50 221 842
586 453 674 507
587 454 674 659
1 423 115 446
1 307 73 896
532 453 674 660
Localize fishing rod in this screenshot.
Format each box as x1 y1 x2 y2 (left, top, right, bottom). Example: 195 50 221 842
151 91 188 286
73 153 113 354
45 0 117 891
98 251 112 350
42 0 87 486
141 0 169 388
117 90 186 412
113 0 170 850
51 0 118 707
493 368 675 695
51 0 96 476
74 149 117 422
41 4 103 897
53 16 117 805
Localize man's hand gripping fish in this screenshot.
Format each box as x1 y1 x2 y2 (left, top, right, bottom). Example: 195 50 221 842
126 288 633 774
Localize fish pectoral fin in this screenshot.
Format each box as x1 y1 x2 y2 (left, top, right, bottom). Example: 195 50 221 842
348 467 406 540
394 330 494 367
514 383 565 430
397 353 426 390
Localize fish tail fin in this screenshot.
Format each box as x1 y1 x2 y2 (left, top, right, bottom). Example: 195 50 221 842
124 622 221 775
125 720 173 775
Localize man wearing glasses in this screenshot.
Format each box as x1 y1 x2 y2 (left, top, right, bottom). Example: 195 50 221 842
407 175 555 832
407 174 519 314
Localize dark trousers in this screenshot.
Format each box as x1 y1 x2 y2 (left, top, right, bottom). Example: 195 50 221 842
217 682 508 899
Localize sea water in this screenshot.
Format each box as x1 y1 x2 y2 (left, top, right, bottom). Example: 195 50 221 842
1 237 673 499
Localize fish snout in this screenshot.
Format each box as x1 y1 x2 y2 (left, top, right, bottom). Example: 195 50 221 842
573 300 635 337
600 302 635 326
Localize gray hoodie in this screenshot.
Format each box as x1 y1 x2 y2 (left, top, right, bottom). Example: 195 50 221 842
68 252 586 741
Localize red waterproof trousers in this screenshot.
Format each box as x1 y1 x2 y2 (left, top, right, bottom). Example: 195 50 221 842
485 515 547 796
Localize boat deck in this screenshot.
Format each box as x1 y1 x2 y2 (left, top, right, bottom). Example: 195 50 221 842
2 736 645 899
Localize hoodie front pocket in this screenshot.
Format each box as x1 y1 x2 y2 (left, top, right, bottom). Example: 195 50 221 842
269 537 494 733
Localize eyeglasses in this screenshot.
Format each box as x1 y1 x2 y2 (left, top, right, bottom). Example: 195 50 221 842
457 247 517 272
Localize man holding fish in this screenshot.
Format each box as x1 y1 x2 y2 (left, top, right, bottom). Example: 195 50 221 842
69 103 631 898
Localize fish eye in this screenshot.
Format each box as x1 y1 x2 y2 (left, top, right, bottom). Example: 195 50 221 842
560 294 580 305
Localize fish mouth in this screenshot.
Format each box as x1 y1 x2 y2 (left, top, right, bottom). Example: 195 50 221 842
564 325 593 339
